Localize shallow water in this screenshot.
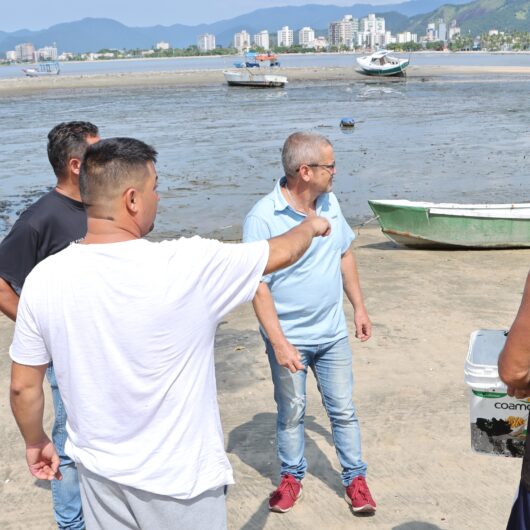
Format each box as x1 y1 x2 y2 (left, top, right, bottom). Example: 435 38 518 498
1 74 530 240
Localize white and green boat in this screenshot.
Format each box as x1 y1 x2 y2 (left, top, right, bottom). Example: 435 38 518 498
368 199 530 249
356 50 409 76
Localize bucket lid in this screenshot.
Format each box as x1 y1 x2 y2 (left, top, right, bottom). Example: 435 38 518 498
464 329 508 390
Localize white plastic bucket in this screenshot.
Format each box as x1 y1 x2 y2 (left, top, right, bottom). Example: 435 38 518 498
464 329 529 457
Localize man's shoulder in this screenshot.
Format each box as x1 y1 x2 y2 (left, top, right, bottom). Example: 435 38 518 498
16 190 63 226
246 189 276 221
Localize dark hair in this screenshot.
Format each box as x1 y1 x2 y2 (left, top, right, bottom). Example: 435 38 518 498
80 137 158 205
47 121 99 178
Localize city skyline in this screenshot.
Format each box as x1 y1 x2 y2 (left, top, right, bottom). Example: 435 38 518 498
1 0 402 32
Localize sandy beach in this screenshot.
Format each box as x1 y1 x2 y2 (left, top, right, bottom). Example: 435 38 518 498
1 65 530 96
0 225 527 529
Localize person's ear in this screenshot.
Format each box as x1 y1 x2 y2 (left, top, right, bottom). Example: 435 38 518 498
125 188 138 213
68 157 82 176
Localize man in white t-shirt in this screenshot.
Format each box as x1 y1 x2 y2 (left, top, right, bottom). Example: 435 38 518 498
10 137 331 530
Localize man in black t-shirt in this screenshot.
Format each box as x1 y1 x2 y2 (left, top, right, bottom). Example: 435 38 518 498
499 273 530 530
1 121 100 529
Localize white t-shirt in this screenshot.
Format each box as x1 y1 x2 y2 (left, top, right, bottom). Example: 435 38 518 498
10 237 269 499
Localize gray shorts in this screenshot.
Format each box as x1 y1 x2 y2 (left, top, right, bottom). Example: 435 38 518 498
77 464 227 530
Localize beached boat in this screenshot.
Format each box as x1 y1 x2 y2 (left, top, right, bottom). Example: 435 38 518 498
356 51 409 76
22 61 61 77
368 199 530 248
223 70 287 88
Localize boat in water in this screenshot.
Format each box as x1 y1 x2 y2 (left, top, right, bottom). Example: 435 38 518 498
368 199 530 249
356 51 409 76
223 70 287 88
22 61 61 77
233 51 280 68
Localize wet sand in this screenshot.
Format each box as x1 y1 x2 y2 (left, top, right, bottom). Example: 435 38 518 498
1 65 530 96
0 225 527 529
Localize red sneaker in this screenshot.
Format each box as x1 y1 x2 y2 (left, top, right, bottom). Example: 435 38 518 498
268 474 303 513
345 476 376 513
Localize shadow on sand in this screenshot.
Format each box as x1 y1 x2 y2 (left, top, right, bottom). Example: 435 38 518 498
227 412 349 530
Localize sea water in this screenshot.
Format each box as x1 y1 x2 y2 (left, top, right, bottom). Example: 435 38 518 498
1 71 530 241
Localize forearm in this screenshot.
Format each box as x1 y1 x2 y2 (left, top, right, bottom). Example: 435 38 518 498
10 364 47 445
252 283 287 347
265 218 325 274
341 250 367 312
498 273 530 390
0 277 19 321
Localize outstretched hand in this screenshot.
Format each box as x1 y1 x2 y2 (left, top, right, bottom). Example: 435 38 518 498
26 438 61 481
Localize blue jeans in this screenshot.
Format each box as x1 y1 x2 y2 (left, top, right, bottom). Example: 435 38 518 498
265 336 367 486
46 364 85 529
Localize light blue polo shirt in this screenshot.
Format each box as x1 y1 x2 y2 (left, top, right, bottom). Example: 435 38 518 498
242 176 355 345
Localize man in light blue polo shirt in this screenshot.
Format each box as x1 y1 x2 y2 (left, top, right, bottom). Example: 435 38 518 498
243 131 376 515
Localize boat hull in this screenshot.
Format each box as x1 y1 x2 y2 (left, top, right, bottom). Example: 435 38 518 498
357 60 409 76
368 200 530 249
223 71 287 88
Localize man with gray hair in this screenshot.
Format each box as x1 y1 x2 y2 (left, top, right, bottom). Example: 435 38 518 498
243 132 376 514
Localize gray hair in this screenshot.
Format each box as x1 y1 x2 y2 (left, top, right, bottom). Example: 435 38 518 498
281 132 332 178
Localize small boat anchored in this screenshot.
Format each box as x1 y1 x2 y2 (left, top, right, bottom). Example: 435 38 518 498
357 50 409 77
22 61 61 77
223 70 287 88
368 199 530 249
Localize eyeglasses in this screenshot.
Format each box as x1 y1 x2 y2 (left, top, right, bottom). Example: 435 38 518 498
297 162 336 172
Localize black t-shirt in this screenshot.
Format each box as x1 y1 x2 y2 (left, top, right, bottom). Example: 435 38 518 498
0 189 86 293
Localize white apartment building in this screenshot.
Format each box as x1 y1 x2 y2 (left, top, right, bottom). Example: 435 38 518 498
15 42 35 61
438 20 447 42
234 30 251 52
449 20 461 40
6 50 16 61
253 30 270 50
358 14 386 48
155 41 170 50
298 27 315 48
312 36 329 50
36 46 58 60
426 23 436 41
277 26 294 47
397 32 418 43
328 15 358 49
197 33 216 52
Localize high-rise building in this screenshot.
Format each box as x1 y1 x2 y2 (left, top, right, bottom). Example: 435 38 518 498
6 50 17 61
234 30 251 52
438 20 447 42
253 30 270 50
36 46 58 60
15 42 35 61
277 26 294 47
448 20 461 41
328 16 358 49
155 41 170 50
197 34 216 52
298 27 315 48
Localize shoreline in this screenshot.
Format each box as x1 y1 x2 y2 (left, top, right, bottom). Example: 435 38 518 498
2 65 530 95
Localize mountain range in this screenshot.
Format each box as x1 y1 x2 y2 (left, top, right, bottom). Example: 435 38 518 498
1 0 528 53
0 1 468 53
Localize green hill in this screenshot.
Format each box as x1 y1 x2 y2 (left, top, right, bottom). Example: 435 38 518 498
408 0 530 35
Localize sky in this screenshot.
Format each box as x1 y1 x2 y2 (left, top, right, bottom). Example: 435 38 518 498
1 0 394 32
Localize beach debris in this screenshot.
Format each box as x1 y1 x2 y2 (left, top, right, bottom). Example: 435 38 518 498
340 117 355 128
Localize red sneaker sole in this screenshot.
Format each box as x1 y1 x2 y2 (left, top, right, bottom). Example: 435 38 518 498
344 494 376 513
